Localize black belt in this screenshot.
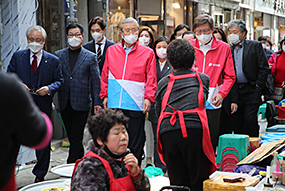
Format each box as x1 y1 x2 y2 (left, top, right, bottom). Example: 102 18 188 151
238 83 251 89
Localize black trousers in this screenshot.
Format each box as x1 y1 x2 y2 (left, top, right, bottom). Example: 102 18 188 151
206 108 221 151
151 121 166 172
232 85 261 137
219 107 233 135
161 129 210 191
32 142 51 178
121 109 145 166
61 100 89 163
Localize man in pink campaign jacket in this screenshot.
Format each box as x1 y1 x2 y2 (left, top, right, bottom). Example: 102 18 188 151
100 17 157 166
190 14 236 151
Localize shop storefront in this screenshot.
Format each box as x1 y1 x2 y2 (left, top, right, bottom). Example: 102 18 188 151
104 0 197 42
254 0 285 43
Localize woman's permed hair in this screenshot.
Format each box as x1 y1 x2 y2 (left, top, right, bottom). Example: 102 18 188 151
88 109 129 148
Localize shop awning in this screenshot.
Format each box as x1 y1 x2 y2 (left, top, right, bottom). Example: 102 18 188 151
214 0 240 10
190 0 240 10
191 0 214 5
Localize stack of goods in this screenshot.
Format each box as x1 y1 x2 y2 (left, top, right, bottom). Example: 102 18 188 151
216 134 251 172
203 172 260 190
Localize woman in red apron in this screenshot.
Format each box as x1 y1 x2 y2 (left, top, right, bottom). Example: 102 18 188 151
155 39 216 191
71 109 150 191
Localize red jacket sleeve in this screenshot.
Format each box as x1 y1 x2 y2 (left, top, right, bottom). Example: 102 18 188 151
219 46 236 99
100 49 109 99
144 51 157 103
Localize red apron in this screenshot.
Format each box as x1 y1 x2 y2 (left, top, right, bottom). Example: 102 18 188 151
71 151 136 191
157 72 216 175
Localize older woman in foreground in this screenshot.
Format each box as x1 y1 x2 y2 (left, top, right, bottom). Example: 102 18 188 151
155 39 216 191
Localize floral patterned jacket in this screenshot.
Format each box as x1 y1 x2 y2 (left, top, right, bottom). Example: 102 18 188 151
71 140 150 191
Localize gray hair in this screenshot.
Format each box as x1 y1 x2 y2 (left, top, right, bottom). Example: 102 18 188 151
227 19 247 33
120 17 139 31
26 25 47 40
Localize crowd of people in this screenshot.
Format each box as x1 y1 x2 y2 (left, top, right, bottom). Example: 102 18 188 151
1 12 285 191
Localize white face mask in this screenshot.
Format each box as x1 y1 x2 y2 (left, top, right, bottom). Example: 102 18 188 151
139 36 150 46
68 36 82 47
266 45 270 49
156 48 167 59
262 43 267 49
176 35 182 39
283 45 285 52
123 34 138 45
92 32 103 42
28 42 43 53
228 34 240 45
197 34 212 45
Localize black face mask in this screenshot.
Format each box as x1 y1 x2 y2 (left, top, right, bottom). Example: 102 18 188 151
103 145 130 159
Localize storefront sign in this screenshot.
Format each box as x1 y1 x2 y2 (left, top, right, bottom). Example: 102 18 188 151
255 0 285 15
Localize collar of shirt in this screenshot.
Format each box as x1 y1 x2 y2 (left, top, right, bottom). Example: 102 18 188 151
95 36 106 54
159 60 166 71
123 43 134 55
30 49 43 67
199 37 213 54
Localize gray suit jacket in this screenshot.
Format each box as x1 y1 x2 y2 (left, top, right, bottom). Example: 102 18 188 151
55 46 101 111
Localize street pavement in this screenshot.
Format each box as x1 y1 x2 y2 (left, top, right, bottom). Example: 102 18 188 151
16 115 267 189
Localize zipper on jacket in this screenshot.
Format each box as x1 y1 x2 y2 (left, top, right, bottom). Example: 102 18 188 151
202 53 206 73
119 51 129 108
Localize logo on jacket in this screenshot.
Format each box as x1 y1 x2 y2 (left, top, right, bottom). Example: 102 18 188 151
209 63 220 67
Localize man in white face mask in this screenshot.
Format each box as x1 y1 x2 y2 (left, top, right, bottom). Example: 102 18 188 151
55 23 101 164
83 16 115 74
227 19 268 138
258 36 273 60
7 25 64 183
189 14 236 151
100 17 157 166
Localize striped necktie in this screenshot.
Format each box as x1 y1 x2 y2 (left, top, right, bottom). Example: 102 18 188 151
97 43 102 64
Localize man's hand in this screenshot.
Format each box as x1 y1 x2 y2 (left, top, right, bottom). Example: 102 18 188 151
103 98 108 108
36 86 50 96
231 103 238 114
124 153 140 177
212 94 223 107
143 99 151 114
94 105 102 114
22 83 30 91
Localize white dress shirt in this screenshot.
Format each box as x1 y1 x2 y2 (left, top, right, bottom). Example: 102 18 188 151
30 49 43 67
159 60 166 71
95 36 106 56
199 37 213 54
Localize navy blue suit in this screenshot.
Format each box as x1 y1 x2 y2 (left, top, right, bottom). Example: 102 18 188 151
55 46 101 163
83 39 115 73
7 49 63 179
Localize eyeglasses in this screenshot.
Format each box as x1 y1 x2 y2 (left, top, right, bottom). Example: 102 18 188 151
67 33 82 38
122 28 139 35
194 28 212 35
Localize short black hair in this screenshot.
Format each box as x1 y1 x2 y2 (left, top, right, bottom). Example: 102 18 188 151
66 23 84 35
153 36 170 59
167 39 196 70
182 31 196 39
88 16 106 32
213 27 227 43
258 36 267 41
280 38 285 50
88 109 129 148
174 24 190 36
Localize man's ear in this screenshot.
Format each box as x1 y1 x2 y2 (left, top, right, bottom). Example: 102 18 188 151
96 137 104 146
